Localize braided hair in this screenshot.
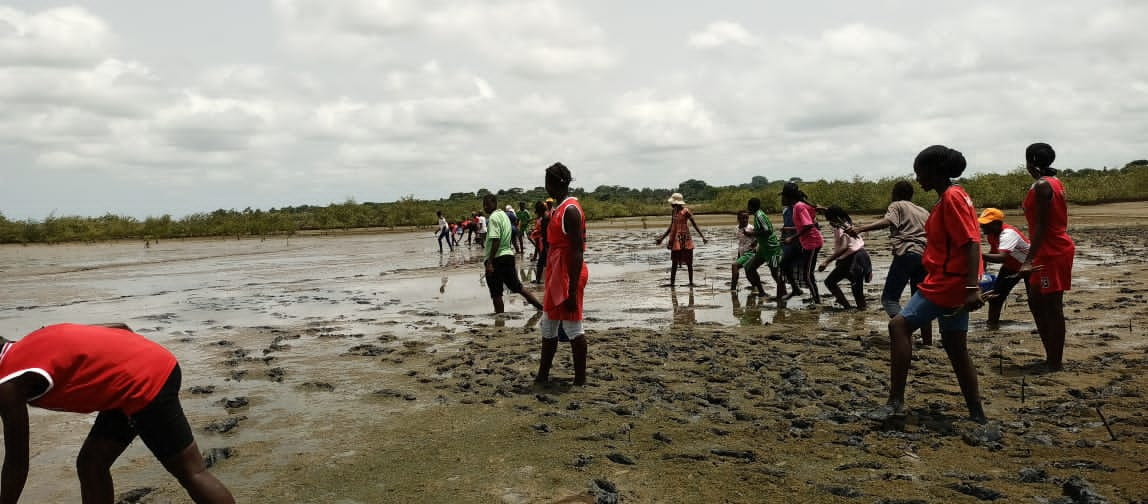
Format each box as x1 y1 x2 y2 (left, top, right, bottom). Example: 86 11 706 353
913 145 967 179
1026 142 1058 176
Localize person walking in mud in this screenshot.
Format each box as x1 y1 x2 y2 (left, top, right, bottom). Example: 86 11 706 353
730 210 756 291
531 199 552 284
846 181 933 343
516 201 533 258
872 145 989 423
1020 142 1075 372
778 197 803 298
435 210 453 254
483 195 543 314
536 163 590 387
780 182 823 304
656 192 708 287
818 206 871 310
977 208 1030 330
743 198 784 300
0 323 236 504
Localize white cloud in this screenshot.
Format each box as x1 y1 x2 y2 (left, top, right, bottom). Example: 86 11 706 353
688 21 758 49
0 6 113 68
614 90 716 151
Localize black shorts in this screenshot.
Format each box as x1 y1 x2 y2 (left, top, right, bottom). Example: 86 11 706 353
486 255 523 297
89 364 195 460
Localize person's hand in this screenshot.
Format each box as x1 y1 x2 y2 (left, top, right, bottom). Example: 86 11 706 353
818 261 828 272
563 295 578 312
655 238 662 246
964 289 987 312
702 237 708 245
484 261 493 274
1015 261 1045 278
783 237 793 245
844 227 860 238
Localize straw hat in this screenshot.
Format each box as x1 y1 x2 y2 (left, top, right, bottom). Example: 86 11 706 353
667 192 686 205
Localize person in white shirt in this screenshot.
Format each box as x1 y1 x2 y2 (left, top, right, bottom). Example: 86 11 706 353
819 206 871 310
978 208 1031 330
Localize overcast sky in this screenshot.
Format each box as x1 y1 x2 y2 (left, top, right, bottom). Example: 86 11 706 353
1 1 1145 219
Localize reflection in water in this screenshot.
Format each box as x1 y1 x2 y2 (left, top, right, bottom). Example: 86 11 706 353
440 276 448 294
730 291 765 325
670 288 696 326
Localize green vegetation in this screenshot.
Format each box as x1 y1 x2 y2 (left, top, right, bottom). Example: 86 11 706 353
2 162 1146 244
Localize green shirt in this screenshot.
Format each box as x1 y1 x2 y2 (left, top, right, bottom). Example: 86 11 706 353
753 209 782 257
485 210 515 260
517 209 533 231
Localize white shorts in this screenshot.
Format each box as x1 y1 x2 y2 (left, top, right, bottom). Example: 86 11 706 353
541 314 584 342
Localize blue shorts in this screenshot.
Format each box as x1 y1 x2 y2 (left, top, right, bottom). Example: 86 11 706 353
899 291 968 333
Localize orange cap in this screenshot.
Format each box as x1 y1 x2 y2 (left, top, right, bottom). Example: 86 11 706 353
977 208 1004 225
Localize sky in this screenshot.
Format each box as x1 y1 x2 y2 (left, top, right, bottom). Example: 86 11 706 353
1 1 1145 220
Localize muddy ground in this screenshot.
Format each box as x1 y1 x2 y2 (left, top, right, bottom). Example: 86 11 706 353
3 203 1148 503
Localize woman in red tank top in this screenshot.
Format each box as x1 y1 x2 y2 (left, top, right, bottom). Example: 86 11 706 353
536 162 590 386
1020 142 1075 371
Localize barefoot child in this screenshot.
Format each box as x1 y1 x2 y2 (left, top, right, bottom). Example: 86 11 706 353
744 198 784 299
819 206 872 310
730 210 756 291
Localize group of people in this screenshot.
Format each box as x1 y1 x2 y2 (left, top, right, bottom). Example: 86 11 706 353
436 202 541 256
661 143 1075 423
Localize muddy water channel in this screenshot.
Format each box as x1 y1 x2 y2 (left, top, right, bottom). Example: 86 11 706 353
2 220 1147 503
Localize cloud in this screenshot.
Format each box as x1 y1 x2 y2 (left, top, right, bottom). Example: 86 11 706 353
0 6 113 68
613 90 717 151
274 0 617 76
688 21 758 49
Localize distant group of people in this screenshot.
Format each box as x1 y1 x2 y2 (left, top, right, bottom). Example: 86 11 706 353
656 143 1074 423
437 202 541 256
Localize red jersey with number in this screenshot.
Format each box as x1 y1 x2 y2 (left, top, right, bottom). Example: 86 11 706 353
918 186 984 308
544 197 589 320
1023 176 1075 260
0 324 177 415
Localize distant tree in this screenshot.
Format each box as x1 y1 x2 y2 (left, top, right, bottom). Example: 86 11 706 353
476 188 492 197
677 178 716 202
749 175 769 189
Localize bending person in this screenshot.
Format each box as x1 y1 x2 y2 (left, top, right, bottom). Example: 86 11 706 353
977 208 1030 330
0 323 235 503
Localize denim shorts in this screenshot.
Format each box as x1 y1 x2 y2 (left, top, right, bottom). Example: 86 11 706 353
899 291 968 333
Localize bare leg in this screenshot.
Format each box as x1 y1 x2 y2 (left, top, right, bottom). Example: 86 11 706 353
514 287 543 310
939 331 986 422
669 259 678 286
887 315 914 409
160 442 236 503
536 338 558 383
686 260 695 286
731 263 740 291
77 436 131 504
492 296 505 314
571 336 587 386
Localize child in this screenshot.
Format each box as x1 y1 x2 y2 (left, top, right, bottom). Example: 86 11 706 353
744 198 784 299
656 192 708 287
818 206 872 310
780 182 823 304
977 207 1031 329
0 323 235 503
731 210 756 291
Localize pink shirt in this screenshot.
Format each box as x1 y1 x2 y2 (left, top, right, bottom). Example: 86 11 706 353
793 201 824 250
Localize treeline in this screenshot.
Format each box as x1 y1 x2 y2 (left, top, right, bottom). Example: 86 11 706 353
2 162 1146 244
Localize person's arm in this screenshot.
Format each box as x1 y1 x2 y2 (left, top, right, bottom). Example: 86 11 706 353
963 240 984 309
819 231 850 270
655 220 672 245
688 214 707 244
0 382 31 504
484 218 500 271
564 206 584 312
92 323 132 331
847 216 893 237
982 252 1008 264
1020 181 1052 275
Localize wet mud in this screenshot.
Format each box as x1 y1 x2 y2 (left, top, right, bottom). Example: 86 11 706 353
1 203 1147 503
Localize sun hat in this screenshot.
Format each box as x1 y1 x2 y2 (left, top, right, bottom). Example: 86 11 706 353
667 192 686 205
977 208 1004 225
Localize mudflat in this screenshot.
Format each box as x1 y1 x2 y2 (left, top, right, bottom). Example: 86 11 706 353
1 202 1146 503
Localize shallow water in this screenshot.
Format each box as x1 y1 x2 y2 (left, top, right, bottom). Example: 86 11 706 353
0 224 1128 502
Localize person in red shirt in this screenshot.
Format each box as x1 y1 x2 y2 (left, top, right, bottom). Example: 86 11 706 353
536 163 590 386
0 323 235 504
872 145 989 424
1020 142 1075 371
978 208 1031 330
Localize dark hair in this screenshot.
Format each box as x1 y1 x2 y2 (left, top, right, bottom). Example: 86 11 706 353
824 205 852 227
747 197 761 211
534 201 546 214
436 210 442 217
546 162 573 186
1026 142 1058 176
913 145 967 179
891 180 914 202
483 194 498 207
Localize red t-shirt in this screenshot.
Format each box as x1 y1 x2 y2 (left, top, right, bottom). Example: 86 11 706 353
793 201 824 250
1023 176 1075 260
918 186 984 308
0 324 177 415
544 198 590 320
